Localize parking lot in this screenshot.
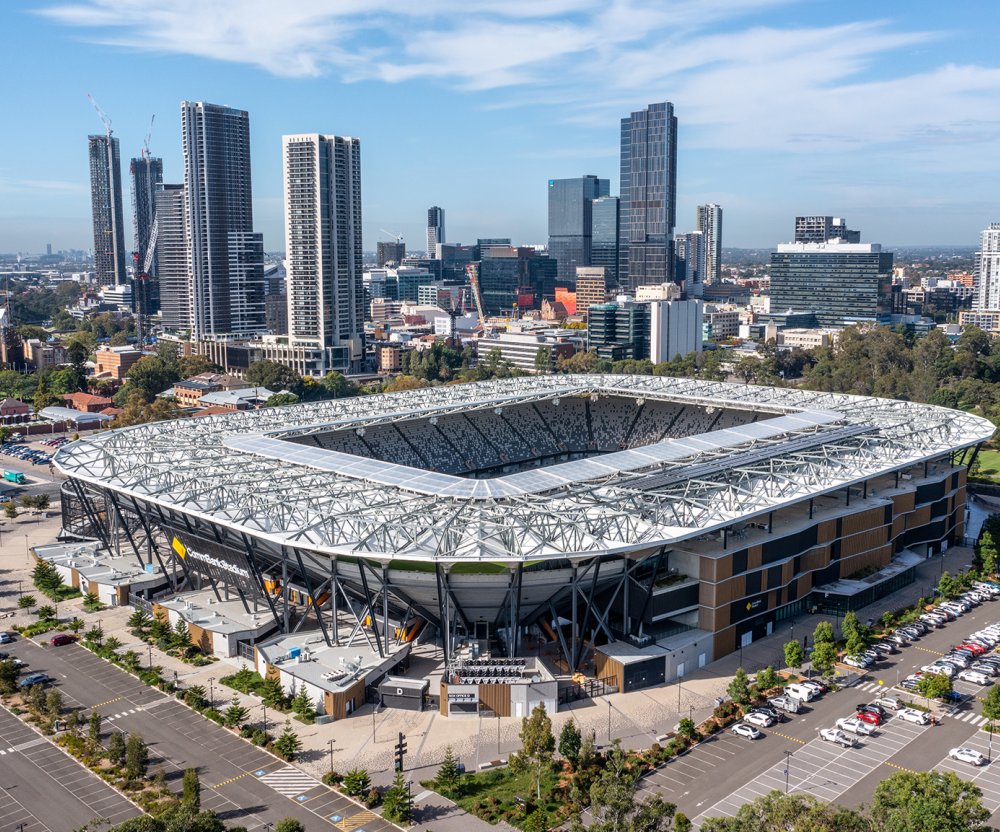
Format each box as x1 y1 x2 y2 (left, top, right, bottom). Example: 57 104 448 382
0 702 140 831
628 584 1000 827
3 637 398 832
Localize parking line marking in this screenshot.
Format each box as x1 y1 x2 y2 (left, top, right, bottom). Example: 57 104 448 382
913 646 943 655
769 731 807 745
882 760 917 774
94 696 124 708
213 770 254 788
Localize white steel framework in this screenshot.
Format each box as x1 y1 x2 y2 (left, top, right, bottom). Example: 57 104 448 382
55 375 993 564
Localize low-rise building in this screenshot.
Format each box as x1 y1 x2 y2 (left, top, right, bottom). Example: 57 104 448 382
197 387 276 411
171 373 249 409
94 345 144 381
32 541 169 607
959 309 1000 335
0 397 31 423
63 392 114 413
778 328 840 349
24 338 66 370
703 305 740 339
155 590 279 659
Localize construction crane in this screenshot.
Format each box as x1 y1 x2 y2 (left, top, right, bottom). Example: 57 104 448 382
131 214 159 346
379 229 404 245
142 114 156 160
87 93 113 137
467 263 488 329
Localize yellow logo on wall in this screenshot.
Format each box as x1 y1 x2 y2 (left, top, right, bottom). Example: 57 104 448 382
746 601 752 611
172 537 187 559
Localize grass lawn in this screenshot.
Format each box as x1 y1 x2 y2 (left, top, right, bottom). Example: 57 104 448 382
975 449 1000 483
425 765 564 830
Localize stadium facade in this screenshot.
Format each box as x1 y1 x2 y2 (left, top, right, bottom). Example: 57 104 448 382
55 375 992 685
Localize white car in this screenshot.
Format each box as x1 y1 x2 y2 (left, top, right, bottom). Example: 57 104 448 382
874 696 903 711
843 655 872 669
836 716 875 736
898 708 931 725
958 669 993 686
923 663 956 677
731 722 762 740
819 728 857 748
743 711 775 728
949 747 987 766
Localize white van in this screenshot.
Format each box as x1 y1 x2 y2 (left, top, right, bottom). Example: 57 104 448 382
785 683 818 702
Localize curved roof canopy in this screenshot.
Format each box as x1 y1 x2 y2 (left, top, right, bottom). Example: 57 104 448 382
55 375 994 563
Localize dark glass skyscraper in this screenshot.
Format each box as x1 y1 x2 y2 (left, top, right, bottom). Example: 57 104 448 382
591 196 619 286
88 134 128 287
130 155 163 315
180 101 265 339
620 102 677 290
547 175 609 282
427 206 445 257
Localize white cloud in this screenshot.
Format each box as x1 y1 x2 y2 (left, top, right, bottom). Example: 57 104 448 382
36 0 1000 156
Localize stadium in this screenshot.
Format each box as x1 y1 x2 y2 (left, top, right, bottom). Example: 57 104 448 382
54 374 993 709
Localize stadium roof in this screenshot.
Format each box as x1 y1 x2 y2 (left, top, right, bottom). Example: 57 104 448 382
54 375 994 564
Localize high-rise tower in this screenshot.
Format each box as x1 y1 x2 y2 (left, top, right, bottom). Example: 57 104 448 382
975 223 1000 311
283 134 364 373
156 185 189 333
696 203 723 286
88 134 128 287
130 155 163 316
547 176 610 283
619 102 677 290
427 206 445 257
180 101 265 340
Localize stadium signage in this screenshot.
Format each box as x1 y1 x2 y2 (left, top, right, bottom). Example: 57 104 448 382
184 549 251 580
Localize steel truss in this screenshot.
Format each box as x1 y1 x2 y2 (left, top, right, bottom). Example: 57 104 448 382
54 375 993 567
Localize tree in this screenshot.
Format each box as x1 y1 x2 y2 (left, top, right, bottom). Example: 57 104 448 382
511 703 555 772
0 658 21 694
382 769 412 824
182 767 201 810
869 770 991 832
127 607 152 633
88 710 102 748
108 730 127 767
33 374 58 414
36 605 56 621
274 820 305 832
18 594 36 610
699 790 867 831
937 571 961 600
265 392 299 407
841 611 860 643
320 371 357 399
290 686 315 720
172 618 192 651
245 360 302 392
677 717 698 741
578 743 678 832
982 684 1000 723
727 667 752 707
435 745 463 796
125 734 149 781
117 356 179 403
185 685 208 710
223 697 250 729
4 501 17 519
342 768 371 797
810 641 837 677
813 621 834 645
382 374 428 393
755 666 779 692
273 722 302 760
260 677 286 708
916 672 952 702
559 720 582 766
784 640 804 670
177 354 220 379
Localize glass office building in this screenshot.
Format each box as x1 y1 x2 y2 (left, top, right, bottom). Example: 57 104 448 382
769 242 893 328
547 176 610 283
591 196 620 287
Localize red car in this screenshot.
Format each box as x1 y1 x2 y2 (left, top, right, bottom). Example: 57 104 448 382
959 644 987 655
49 634 76 647
856 709 882 725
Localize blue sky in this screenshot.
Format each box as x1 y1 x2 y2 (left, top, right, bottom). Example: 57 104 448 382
3 0 1000 255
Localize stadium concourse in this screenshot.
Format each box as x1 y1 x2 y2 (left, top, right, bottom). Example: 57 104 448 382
53 375 992 714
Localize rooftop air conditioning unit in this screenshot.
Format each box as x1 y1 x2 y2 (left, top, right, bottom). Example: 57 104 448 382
628 633 653 648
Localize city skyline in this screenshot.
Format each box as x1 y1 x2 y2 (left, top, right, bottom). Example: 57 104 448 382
4 1 1000 253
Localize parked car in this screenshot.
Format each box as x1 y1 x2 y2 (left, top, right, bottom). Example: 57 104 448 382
836 716 875 736
820 728 857 748
857 702 888 719
731 722 762 740
49 634 76 647
949 747 987 766
923 663 956 678
786 683 818 702
856 709 882 725
958 669 993 686
768 695 802 714
743 711 775 728
870 641 898 655
898 708 930 725
0 632 13 644
19 672 50 688
749 705 784 722
873 696 903 711
843 655 873 669
800 679 828 694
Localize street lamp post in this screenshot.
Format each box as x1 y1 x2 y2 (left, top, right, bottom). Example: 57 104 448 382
262 702 267 734
990 723 994 763
17 580 22 598
328 738 335 774
607 699 612 743
372 704 377 743
784 750 792 793
147 644 153 669
208 677 215 710
496 713 500 758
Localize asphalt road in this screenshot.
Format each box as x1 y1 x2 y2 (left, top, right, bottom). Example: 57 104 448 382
0 704 141 832
4 638 398 832
626 596 1000 828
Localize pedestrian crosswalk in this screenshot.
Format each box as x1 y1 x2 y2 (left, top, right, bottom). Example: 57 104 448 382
105 707 143 722
258 765 321 799
853 681 989 725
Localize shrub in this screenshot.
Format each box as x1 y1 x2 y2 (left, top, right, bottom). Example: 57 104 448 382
273 722 301 761
36 605 56 621
342 767 372 797
18 595 36 610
